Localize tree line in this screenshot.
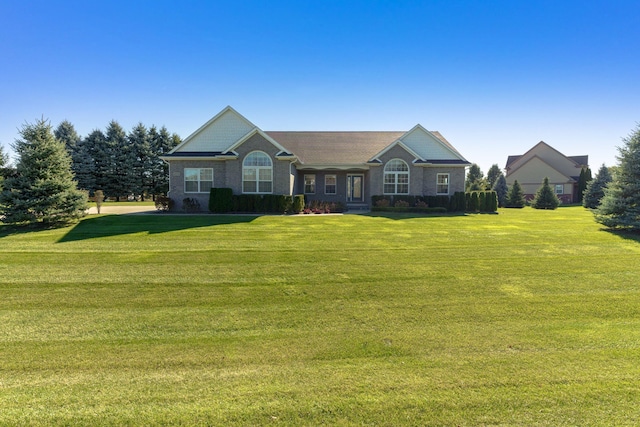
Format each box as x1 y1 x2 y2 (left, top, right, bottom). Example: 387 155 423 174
54 120 181 200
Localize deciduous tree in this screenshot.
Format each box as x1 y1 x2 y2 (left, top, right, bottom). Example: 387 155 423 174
465 163 486 191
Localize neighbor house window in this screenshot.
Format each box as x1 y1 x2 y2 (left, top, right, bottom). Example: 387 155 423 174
436 173 450 195
384 159 409 194
243 151 272 193
555 184 563 195
325 174 337 194
304 174 316 194
184 168 213 193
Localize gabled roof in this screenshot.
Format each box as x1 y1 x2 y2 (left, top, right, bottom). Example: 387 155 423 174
164 106 470 167
505 141 587 176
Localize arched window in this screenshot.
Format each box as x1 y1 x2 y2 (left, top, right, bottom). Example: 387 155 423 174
243 151 273 193
384 159 409 194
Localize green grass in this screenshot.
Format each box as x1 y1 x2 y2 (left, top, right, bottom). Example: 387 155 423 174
1 207 640 425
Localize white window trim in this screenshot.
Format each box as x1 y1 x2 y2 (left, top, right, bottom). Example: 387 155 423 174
325 174 337 195
436 173 450 195
555 184 563 194
304 174 316 194
242 151 273 194
383 159 410 195
184 168 213 193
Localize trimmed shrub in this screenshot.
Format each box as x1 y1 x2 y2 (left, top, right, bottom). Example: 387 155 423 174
278 195 293 213
468 192 480 212
487 191 498 212
375 198 391 207
155 196 174 212
479 192 486 212
450 192 466 212
182 197 201 213
209 188 233 213
292 195 305 213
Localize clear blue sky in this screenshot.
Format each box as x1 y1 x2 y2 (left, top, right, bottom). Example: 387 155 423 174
1 0 639 174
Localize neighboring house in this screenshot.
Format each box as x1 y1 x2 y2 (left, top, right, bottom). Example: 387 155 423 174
161 106 470 210
505 141 589 204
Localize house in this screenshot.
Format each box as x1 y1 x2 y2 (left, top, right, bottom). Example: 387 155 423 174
505 141 589 204
161 106 470 211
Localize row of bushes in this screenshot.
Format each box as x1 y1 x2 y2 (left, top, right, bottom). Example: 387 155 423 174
371 193 468 212
209 188 305 214
466 191 498 213
371 191 498 213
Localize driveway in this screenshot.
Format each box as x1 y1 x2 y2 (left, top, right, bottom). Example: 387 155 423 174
87 205 158 215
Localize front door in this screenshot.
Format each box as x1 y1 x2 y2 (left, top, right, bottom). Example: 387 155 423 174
347 174 364 202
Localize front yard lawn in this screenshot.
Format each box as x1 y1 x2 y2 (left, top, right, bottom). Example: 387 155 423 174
1 207 639 425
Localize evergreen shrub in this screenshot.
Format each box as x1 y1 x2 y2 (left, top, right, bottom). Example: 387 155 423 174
209 188 233 213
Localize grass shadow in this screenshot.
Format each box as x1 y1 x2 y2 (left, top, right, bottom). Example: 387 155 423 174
601 227 640 244
57 214 258 243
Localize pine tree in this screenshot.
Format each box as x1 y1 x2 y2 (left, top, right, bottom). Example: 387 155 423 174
104 121 130 201
576 167 592 203
85 129 108 195
54 120 80 158
73 138 96 192
492 173 508 207
148 126 180 197
595 124 640 229
0 119 87 226
583 164 612 209
505 180 525 208
486 164 502 189
128 123 151 200
531 177 560 209
0 144 8 191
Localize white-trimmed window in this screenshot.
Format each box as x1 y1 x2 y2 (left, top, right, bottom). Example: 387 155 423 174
184 168 213 193
304 174 316 194
243 151 272 193
383 159 409 194
325 174 337 195
436 173 450 195
555 184 563 195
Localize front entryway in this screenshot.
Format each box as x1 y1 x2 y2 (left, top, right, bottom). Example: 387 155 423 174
347 174 364 203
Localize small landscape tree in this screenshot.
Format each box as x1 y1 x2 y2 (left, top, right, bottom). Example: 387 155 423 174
531 177 560 209
492 173 508 207
0 119 87 226
505 180 525 208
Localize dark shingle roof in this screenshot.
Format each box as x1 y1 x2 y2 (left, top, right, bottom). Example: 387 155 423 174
264 131 405 164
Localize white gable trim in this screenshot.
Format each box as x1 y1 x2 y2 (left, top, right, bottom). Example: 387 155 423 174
369 140 423 162
169 106 256 154
225 128 297 159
